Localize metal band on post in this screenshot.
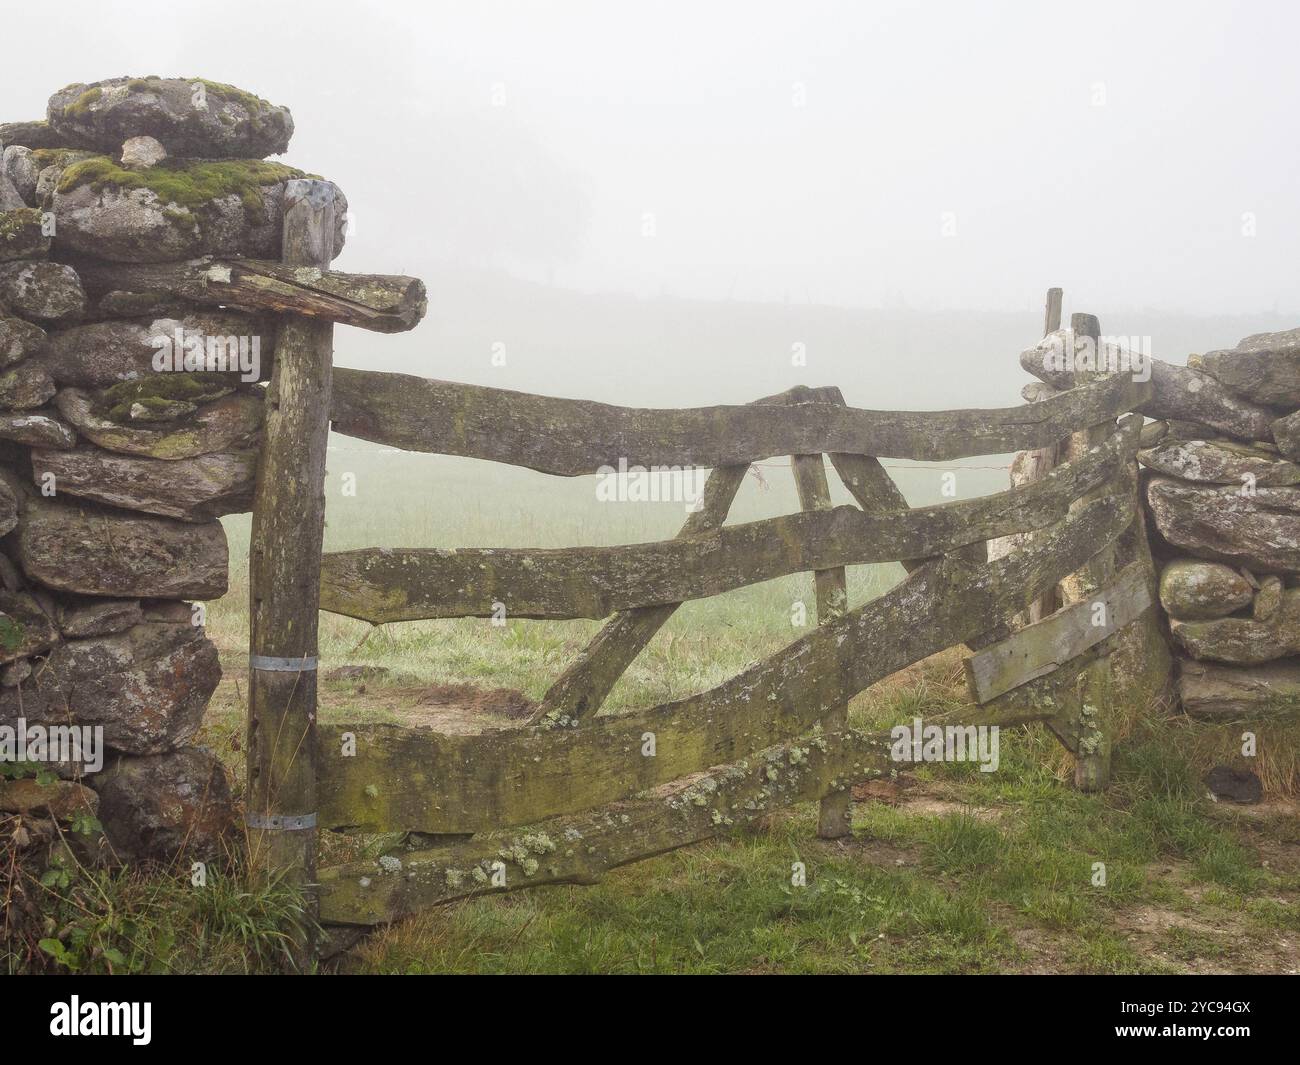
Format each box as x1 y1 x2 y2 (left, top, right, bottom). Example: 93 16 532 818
246 812 318 831
250 654 319 672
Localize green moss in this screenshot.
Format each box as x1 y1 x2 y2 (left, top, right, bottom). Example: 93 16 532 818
64 87 102 117
58 155 308 222
30 148 93 169
99 373 234 424
193 79 272 113
0 208 39 245
0 616 24 654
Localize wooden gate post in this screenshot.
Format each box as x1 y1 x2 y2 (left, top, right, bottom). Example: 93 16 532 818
1058 312 1118 791
792 453 851 839
247 179 337 967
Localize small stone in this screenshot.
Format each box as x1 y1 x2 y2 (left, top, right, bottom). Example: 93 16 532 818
0 589 61 664
0 412 78 449
1272 409 1300 465
1254 576 1284 622
0 777 98 820
1201 328 1300 407
0 622 221 754
0 315 46 367
0 207 51 262
30 445 257 522
0 261 85 323
90 747 234 862
1204 766 1263 804
139 599 193 623
1 146 40 204
1159 559 1254 621
119 135 167 170
0 120 62 150
1139 437 1300 486
57 596 144 638
0 174 23 212
13 494 229 599
1179 657 1300 718
55 388 263 460
1171 588 1300 664
1139 420 1168 447
0 361 56 408
41 311 271 389
1147 477 1300 575
129 398 196 422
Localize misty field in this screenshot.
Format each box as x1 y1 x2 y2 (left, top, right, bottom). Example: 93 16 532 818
189 443 1300 975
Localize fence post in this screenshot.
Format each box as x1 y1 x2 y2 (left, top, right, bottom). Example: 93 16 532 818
247 179 337 967
1058 312 1118 791
792 453 851 839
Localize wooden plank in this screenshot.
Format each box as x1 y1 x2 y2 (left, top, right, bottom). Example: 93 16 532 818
964 561 1152 703
319 705 1057 926
72 257 427 333
528 385 840 726
329 367 1153 473
791 453 851 839
316 489 1136 835
1043 286 1064 338
245 180 337 968
318 415 1140 624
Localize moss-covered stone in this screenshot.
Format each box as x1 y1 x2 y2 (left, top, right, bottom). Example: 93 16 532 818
47 76 293 158
1160 559 1255 621
98 372 235 424
58 156 308 222
64 87 103 117
51 154 342 263
0 120 63 150
0 207 51 262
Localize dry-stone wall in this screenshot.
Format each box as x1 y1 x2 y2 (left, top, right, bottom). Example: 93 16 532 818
0 77 345 861
1139 330 1300 719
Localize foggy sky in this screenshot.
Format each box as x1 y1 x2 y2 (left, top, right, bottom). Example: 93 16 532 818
5 1 1298 408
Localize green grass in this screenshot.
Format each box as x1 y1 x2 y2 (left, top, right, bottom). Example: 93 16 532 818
331 713 1298 974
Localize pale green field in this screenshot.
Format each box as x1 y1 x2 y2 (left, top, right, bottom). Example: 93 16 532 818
206 441 1005 712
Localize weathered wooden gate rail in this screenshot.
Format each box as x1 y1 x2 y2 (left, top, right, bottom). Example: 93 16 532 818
316 473 1136 836
329 365 1150 470
309 346 1157 926
320 414 1140 622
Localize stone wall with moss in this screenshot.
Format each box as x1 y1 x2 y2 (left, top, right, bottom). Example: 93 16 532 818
0 76 346 863
1008 328 1300 798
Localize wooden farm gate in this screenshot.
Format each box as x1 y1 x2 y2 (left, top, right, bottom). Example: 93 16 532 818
234 190 1161 960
